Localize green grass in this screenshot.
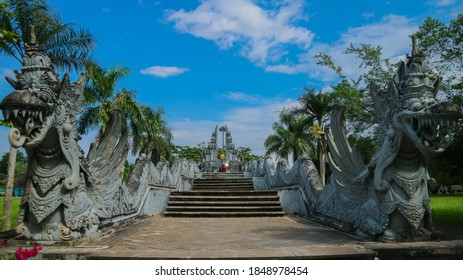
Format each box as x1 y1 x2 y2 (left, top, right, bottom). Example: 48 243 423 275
430 194 463 228
0 197 22 230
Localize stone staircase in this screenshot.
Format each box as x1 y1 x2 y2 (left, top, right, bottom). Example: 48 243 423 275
164 172 285 217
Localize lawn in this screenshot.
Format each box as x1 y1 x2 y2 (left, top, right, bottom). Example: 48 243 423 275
430 194 463 229
0 197 22 230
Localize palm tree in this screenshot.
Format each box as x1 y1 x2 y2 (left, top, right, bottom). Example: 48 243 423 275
130 105 173 164
78 64 132 137
78 64 173 161
264 109 314 163
292 88 337 185
0 0 95 72
294 88 337 125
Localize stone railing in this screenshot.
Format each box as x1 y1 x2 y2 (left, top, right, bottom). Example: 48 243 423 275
244 156 323 217
102 157 201 227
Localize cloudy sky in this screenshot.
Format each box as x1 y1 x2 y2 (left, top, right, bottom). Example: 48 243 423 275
0 0 462 158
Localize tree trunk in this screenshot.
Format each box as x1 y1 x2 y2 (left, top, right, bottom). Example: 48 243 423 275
2 146 17 231
319 138 327 186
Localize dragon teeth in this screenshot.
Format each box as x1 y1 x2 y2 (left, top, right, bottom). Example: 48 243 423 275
38 111 43 122
13 109 19 118
3 109 11 120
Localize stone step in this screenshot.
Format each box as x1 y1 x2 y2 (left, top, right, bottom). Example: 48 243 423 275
168 195 280 202
165 206 283 212
167 201 282 206
194 180 253 185
163 211 285 218
195 177 251 182
171 190 278 196
193 186 254 191
202 173 244 179
165 173 284 218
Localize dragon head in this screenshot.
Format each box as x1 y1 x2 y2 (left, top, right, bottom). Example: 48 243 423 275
376 36 462 158
0 26 85 149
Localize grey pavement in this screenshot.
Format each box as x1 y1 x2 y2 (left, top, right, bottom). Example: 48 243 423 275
1 215 462 259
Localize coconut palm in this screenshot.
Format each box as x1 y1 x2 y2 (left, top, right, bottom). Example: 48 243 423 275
78 64 173 160
292 88 337 185
130 105 173 163
0 0 95 72
264 109 314 163
78 64 132 136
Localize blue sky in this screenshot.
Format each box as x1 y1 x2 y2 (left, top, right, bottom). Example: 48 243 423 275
1 0 462 158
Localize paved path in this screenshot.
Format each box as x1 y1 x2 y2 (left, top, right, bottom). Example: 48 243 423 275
84 216 374 259
1 215 462 259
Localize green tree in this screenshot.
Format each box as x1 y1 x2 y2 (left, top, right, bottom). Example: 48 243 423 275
415 15 463 91
291 88 337 184
415 15 463 186
174 146 204 162
131 106 173 164
78 64 172 162
264 109 314 163
236 147 261 161
78 64 132 136
0 1 19 43
315 43 398 134
0 0 95 72
0 150 26 181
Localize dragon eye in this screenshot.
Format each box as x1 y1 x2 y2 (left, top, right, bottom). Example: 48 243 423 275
412 102 424 111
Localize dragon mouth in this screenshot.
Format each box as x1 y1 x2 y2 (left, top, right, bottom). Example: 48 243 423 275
403 101 462 156
0 90 54 148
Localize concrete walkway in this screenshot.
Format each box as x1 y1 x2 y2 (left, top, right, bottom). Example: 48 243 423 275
1 215 462 259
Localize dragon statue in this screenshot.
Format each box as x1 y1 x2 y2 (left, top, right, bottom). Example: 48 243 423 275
246 37 462 242
0 27 199 241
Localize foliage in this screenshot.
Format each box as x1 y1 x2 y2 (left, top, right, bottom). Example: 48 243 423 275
315 43 398 135
174 145 204 162
0 1 19 43
236 147 261 161
123 161 133 182
347 135 378 165
414 14 463 186
0 119 12 127
415 15 463 91
264 109 314 162
216 148 226 160
79 64 173 160
292 88 337 125
428 132 463 186
0 0 95 72
0 151 27 185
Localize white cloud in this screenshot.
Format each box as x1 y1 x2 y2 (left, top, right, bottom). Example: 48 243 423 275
140 66 189 78
220 92 272 104
362 12 375 20
427 0 456 7
298 14 418 83
265 64 303 74
165 0 313 67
